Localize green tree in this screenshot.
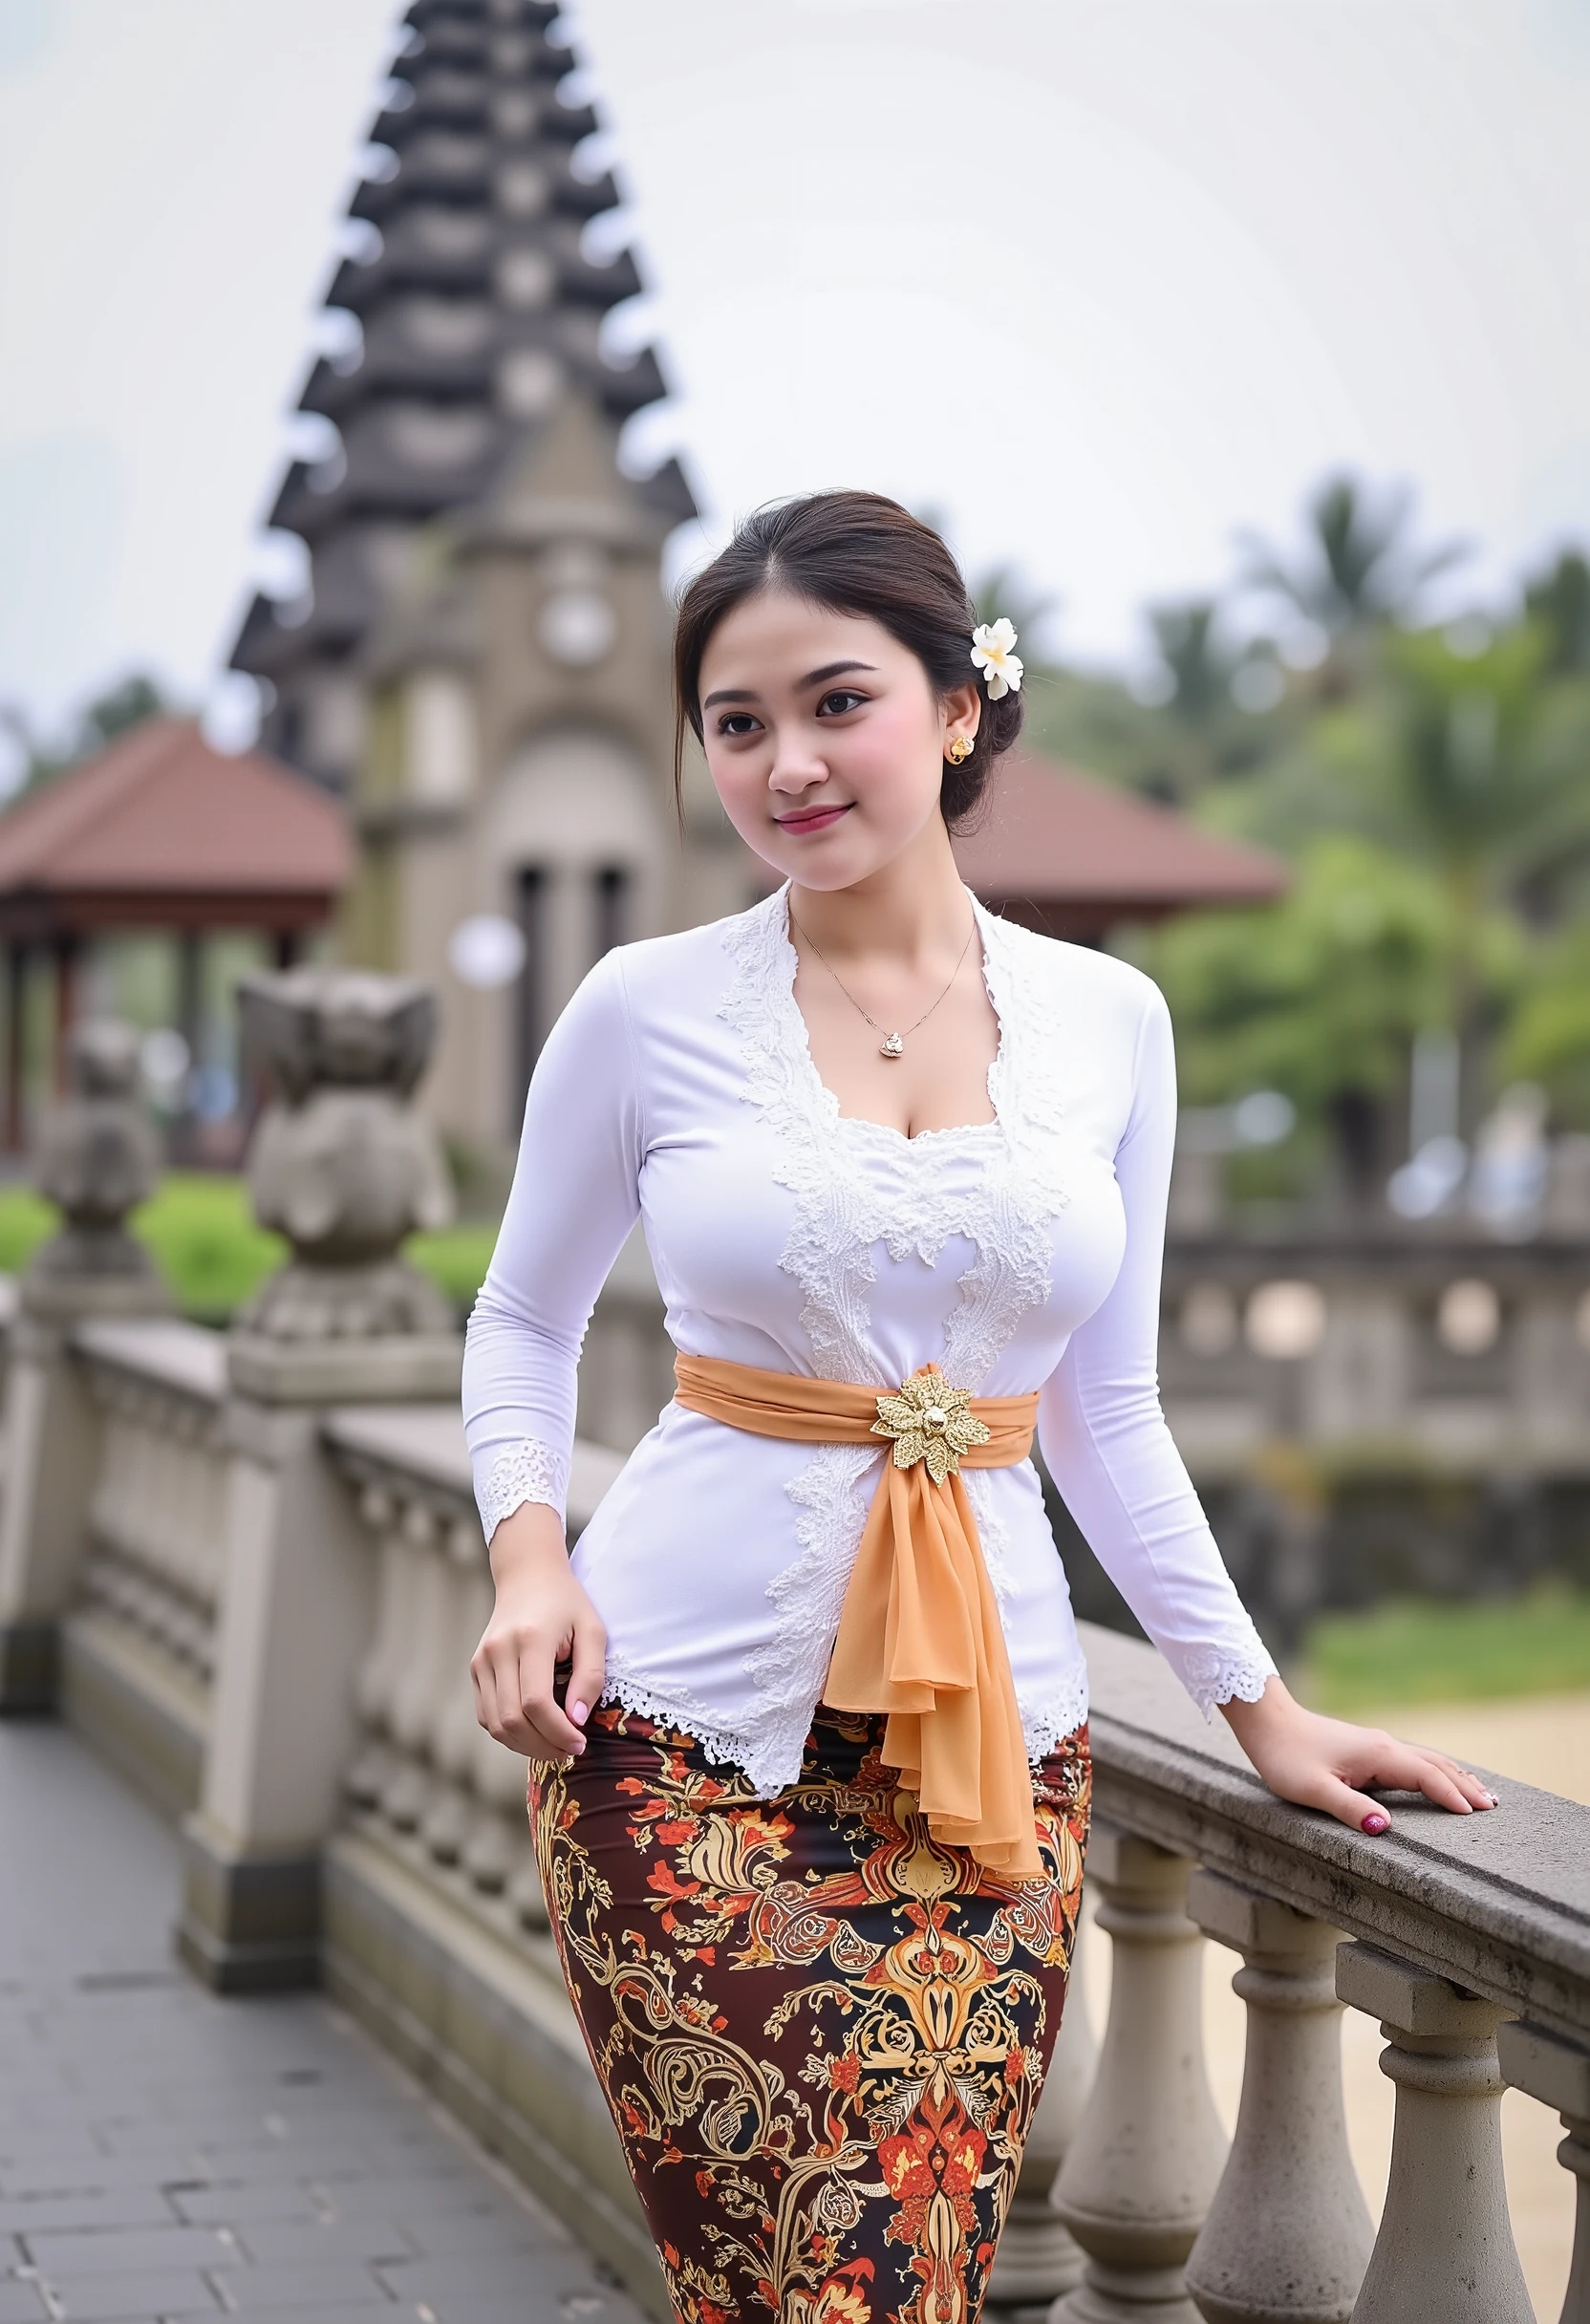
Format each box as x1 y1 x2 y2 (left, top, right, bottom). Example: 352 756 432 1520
1504 921 1590 1128
1523 548 1590 677
1150 833 1520 1201
1237 474 1467 690
10 672 170 795
1351 624 1590 1022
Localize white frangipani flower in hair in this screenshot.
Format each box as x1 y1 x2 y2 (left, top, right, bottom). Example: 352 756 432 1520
971 617 1023 699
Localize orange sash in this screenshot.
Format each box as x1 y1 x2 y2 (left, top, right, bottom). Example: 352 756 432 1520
673 1351 1044 1880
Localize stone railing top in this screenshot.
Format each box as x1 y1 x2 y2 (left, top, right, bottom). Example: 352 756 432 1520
1082 1618 1590 2047
71 1316 227 1407
323 1404 626 1536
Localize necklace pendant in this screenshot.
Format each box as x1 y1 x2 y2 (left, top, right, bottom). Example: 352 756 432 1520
880 1033 904 1060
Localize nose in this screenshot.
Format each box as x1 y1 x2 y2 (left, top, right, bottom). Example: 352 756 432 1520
767 728 830 798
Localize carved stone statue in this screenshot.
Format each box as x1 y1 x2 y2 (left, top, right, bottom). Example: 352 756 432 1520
233 968 456 1348
27 1021 165 1302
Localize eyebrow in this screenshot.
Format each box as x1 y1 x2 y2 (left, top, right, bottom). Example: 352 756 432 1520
701 659 878 711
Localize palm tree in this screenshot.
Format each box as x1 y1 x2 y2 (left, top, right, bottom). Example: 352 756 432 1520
1237 475 1468 686
1364 621 1590 1126
1148 599 1231 723
1524 548 1590 676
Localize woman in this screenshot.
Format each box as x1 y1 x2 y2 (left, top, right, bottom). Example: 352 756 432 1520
465 492 1493 2324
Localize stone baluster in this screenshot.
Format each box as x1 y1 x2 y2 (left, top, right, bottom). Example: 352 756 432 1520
1053 1828 1227 2323
384 1500 450 1829
988 1910 1095 2317
422 1522 491 1868
1496 2020 1590 2324
1184 1871 1371 2324
347 1486 409 1807
1334 1941 1534 2324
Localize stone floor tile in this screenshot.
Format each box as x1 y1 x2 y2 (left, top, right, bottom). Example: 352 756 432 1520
381 2249 634 2302
0 1724 649 2324
22 2226 230 2276
207 2257 389 2306
207 2312 400 2324
229 2218 416 2266
380 2207 553 2261
0 2193 181 2236
302 2178 504 2225
45 2271 224 2319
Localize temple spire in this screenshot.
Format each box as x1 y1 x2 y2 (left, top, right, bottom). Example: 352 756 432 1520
231 0 693 791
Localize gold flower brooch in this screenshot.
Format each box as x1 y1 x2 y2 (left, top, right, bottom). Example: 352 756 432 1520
870 1374 991 1486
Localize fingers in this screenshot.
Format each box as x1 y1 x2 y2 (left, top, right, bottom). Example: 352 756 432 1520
1359 1739 1498 1818
1304 1774 1390 1834
471 1627 583 1760
564 1614 609 1744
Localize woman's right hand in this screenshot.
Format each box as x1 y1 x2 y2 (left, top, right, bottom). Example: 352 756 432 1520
471 1501 607 1760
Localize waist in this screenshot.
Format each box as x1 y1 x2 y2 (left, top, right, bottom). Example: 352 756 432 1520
672 1349 1039 1472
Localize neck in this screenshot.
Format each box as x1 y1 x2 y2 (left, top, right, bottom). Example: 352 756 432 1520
788 814 972 966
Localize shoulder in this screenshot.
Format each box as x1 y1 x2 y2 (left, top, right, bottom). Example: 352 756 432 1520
591 888 784 1025
982 910 1169 1039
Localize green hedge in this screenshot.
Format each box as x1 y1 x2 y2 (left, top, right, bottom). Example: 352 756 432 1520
0 1175 497 1323
1300 1583 1590 1711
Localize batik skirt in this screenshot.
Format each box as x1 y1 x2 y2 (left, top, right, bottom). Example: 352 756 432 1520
528 1702 1091 2324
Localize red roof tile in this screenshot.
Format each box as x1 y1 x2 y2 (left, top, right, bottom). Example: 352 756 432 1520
953 749 1288 925
0 719 352 902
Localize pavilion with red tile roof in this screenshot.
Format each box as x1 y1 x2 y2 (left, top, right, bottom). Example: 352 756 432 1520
0 718 351 1145
952 748 1288 940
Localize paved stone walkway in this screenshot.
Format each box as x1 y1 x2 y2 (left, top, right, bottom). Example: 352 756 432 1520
0 1720 650 2324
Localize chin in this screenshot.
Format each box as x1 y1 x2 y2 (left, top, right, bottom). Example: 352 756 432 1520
767 838 890 892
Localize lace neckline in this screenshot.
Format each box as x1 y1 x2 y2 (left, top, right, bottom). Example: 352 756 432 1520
768 881 1007 1155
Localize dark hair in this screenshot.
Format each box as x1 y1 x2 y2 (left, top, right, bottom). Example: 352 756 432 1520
672 489 1022 829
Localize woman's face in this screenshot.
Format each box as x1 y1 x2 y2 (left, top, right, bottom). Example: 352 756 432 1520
696 589 979 890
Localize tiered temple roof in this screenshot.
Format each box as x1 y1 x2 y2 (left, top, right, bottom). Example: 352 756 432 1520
231 0 693 783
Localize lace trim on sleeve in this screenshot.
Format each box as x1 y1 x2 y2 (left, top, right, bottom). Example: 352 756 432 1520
478 1437 570 1540
1177 1637 1278 1720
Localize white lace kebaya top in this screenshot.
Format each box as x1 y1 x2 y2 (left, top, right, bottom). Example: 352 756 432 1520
462 885 1277 1797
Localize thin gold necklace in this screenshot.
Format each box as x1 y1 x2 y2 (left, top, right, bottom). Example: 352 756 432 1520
788 906 978 1061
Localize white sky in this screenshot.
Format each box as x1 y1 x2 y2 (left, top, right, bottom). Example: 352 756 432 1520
2 0 1588 757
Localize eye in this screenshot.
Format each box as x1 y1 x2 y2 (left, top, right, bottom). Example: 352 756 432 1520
715 711 763 739
816 688 868 718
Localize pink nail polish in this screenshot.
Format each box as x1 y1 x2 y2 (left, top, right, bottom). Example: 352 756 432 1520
1362 1812 1389 1836
570 1700 589 1725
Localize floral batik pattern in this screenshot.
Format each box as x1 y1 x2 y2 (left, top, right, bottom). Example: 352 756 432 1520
528 1706 1090 2324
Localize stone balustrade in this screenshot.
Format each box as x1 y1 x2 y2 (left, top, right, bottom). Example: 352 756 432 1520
324 1405 622 1931
74 1320 229 1684
288 1365 1590 2324
991 1623 1590 2324
2 993 1585 2322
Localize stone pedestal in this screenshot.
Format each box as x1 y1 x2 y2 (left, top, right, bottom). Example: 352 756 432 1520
179 1372 387 1990
179 968 462 1990
0 1022 169 1711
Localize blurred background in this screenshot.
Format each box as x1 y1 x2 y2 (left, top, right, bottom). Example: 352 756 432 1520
3 9 1590 2313
2 0 1589 1710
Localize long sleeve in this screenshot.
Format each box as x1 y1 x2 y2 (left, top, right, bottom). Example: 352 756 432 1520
1037 985 1277 1715
462 948 643 1539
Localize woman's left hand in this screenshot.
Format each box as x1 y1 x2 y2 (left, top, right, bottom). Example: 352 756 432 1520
1221 1677 1497 1834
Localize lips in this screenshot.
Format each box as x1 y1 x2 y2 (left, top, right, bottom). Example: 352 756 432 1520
775 803 852 833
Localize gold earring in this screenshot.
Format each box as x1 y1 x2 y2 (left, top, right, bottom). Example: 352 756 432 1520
946 735 974 765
